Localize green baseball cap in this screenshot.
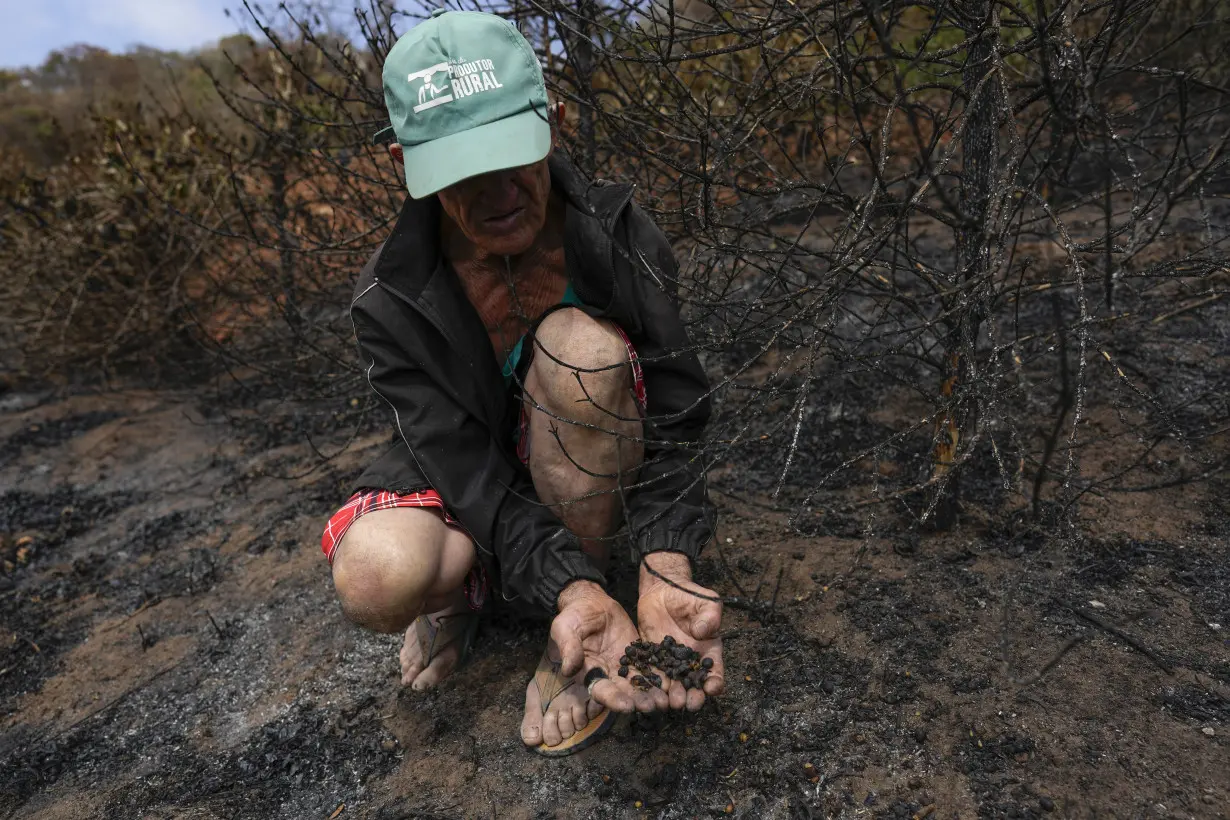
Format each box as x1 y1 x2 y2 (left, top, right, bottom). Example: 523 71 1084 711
381 9 551 199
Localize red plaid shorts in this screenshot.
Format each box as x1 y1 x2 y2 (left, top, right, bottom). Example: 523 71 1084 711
320 489 488 610
322 323 644 611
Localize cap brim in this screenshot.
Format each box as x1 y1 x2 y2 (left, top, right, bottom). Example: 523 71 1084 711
402 107 551 199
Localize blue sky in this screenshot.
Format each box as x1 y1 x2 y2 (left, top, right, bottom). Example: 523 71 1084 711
1 0 245 69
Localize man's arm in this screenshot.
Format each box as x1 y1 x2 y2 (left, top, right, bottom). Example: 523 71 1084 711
615 207 726 709
620 206 716 567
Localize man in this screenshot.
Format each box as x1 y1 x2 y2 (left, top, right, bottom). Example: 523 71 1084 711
320 9 724 756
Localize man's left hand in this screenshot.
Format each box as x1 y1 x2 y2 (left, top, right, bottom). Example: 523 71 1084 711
636 552 725 711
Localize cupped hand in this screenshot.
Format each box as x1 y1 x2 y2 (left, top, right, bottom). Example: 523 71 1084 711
636 553 725 711
551 580 668 713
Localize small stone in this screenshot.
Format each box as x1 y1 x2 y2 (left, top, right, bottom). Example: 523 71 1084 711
381 739 397 752
1039 796 1055 812
1089 600 1106 609
1202 726 1215 736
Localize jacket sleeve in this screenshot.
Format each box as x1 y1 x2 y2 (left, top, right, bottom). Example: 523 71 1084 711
620 207 717 563
351 296 605 614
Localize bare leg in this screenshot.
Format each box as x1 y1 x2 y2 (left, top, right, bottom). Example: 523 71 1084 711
520 307 644 569
330 506 476 689
518 307 645 747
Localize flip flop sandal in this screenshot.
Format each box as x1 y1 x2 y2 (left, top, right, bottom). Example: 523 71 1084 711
530 650 618 757
410 563 489 679
413 609 480 676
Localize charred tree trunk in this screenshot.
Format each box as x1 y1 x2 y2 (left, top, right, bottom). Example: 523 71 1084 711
930 0 1000 529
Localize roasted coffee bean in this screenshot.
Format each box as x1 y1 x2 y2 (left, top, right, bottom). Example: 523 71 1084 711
622 638 713 690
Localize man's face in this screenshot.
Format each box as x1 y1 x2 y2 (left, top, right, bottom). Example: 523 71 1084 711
434 156 553 256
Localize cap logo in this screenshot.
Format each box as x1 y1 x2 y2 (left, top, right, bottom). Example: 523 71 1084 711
407 58 504 115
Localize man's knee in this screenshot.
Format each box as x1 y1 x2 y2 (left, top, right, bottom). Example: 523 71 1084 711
330 509 447 633
530 308 631 408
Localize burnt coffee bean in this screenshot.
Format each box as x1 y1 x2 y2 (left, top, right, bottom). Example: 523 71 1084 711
623 638 713 689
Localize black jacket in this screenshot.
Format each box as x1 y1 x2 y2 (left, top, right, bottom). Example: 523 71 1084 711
349 153 714 615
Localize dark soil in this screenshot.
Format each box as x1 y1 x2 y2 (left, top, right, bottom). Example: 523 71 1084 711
1 249 1228 819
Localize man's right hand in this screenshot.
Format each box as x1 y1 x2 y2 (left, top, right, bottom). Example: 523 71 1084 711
552 580 667 713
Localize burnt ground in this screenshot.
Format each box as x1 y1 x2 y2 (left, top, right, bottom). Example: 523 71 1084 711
1 298 1228 818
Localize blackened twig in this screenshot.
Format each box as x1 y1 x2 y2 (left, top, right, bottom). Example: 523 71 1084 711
206 610 225 639
1067 604 1173 675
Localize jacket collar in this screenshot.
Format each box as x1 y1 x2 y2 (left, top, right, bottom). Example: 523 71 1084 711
372 151 634 298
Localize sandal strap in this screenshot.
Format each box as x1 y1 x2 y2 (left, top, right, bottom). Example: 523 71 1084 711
414 611 479 669
532 648 576 715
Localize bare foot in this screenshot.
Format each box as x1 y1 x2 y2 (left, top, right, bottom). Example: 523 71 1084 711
399 601 473 691
519 637 605 748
